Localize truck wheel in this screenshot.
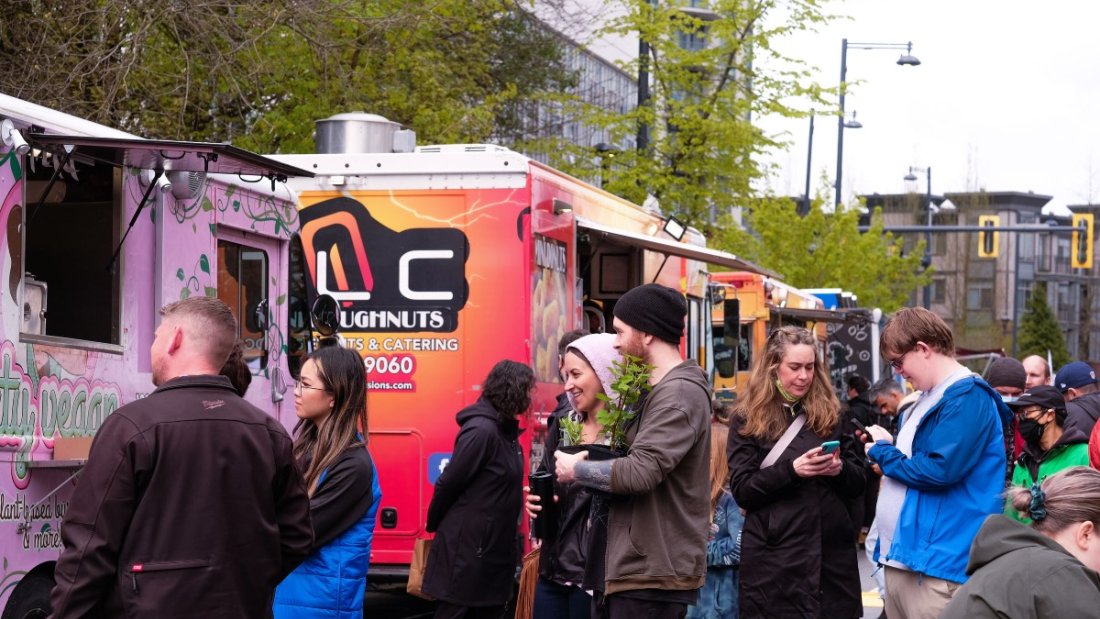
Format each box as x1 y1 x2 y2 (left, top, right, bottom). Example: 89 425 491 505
1 570 53 619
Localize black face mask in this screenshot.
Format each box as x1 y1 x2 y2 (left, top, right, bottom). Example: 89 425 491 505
1018 416 1046 444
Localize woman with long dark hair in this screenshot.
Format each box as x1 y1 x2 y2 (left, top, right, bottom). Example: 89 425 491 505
726 326 865 618
273 344 381 619
423 359 534 619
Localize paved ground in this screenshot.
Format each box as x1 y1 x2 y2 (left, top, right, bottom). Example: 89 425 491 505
859 545 885 618
365 547 886 618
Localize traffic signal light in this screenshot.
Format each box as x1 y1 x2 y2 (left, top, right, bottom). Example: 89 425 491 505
977 215 999 258
1072 213 1094 269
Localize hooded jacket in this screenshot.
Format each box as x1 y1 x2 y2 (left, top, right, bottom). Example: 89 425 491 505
939 515 1100 619
49 376 313 619
1005 426 1090 523
868 375 1010 584
422 398 523 606
605 360 711 595
1064 390 1100 438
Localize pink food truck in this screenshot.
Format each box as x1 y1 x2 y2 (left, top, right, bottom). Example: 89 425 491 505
0 93 314 616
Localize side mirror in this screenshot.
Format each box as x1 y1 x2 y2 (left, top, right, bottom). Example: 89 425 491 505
310 295 340 337
713 341 736 379
252 298 269 332
722 299 740 349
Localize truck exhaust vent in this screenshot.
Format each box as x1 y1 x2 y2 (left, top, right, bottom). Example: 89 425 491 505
314 112 417 154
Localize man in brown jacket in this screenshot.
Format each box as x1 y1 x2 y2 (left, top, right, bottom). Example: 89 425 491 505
50 297 312 618
557 284 710 619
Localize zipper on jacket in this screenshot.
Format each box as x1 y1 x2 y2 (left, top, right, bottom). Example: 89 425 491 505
130 558 211 592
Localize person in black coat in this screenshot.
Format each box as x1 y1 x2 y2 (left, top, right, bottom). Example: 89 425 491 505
423 360 534 619
727 327 866 619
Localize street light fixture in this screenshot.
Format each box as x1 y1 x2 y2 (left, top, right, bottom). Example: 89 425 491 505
835 39 921 207
904 165 933 308
595 142 622 188
844 110 863 129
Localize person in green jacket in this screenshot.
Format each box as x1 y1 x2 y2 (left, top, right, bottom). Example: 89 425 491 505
941 467 1100 619
1005 385 1091 523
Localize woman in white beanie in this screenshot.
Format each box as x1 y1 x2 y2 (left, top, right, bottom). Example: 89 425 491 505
525 333 622 619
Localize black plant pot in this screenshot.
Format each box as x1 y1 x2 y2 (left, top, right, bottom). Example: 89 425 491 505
558 443 623 461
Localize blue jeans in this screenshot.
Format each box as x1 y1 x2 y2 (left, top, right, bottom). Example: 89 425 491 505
533 578 591 619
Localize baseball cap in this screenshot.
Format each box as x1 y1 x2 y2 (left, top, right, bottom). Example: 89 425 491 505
1005 385 1065 412
1054 361 1097 393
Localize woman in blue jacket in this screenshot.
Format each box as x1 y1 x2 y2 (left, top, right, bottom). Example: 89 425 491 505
274 344 382 619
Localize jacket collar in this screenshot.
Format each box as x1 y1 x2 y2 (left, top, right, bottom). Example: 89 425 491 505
152 375 238 395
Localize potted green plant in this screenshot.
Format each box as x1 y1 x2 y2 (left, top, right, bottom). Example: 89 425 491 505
559 354 652 459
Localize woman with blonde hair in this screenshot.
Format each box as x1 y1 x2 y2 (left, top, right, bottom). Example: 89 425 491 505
941 466 1100 618
726 326 865 618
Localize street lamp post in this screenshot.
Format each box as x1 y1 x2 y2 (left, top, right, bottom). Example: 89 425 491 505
905 166 933 308
835 39 921 207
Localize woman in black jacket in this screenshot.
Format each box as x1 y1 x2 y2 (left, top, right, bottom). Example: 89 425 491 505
423 360 534 619
525 333 621 619
726 327 866 619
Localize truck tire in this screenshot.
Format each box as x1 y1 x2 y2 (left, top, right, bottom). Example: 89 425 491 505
1 569 54 619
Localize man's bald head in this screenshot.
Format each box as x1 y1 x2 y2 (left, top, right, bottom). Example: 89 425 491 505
1022 355 1052 389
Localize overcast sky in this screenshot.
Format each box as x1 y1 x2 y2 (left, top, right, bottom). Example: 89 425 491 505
755 0 1100 215
545 0 1097 215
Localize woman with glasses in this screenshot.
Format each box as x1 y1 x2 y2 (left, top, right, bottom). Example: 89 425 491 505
422 359 533 619
1004 385 1090 523
274 343 381 619
726 326 866 619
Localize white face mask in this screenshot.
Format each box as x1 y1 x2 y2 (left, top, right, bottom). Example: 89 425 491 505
1000 394 1018 404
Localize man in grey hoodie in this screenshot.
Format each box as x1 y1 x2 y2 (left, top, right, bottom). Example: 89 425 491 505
556 283 711 619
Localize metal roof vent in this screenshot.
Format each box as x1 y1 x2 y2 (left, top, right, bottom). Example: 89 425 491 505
314 112 416 154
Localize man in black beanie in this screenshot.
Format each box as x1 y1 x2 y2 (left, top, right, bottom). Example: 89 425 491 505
556 283 711 619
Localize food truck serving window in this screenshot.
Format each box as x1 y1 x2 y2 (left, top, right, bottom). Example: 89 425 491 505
21 157 122 346
217 240 268 369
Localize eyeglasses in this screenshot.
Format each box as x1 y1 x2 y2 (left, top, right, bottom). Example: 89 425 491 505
1014 407 1045 420
294 379 328 394
889 349 913 371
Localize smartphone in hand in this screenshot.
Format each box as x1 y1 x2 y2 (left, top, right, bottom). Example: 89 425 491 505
820 440 841 454
850 416 868 433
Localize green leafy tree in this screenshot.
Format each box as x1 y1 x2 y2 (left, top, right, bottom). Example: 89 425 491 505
529 0 837 234
715 195 930 312
1017 282 1070 369
0 1 575 152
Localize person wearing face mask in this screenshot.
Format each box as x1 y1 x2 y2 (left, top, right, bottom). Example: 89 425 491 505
726 326 866 618
1004 386 1090 524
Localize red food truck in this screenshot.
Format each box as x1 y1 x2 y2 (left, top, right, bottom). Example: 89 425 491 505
272 114 774 581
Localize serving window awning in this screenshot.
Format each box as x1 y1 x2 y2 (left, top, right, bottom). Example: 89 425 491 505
26 134 313 180
576 216 779 278
771 306 850 324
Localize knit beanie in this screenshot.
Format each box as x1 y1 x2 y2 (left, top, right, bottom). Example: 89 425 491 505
985 357 1027 391
564 333 622 411
612 284 686 345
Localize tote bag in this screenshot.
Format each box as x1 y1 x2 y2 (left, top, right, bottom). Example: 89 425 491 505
406 538 434 600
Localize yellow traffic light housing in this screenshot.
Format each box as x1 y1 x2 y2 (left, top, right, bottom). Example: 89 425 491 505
1072 213 1094 269
977 215 999 258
